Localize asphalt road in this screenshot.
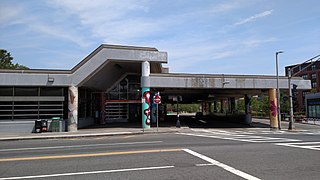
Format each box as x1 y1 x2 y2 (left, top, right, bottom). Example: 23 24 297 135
0 119 320 180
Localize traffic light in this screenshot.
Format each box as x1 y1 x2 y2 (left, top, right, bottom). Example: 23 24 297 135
292 84 298 100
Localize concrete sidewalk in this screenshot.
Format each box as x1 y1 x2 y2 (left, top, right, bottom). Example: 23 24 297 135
0 126 189 141
252 118 320 130
1 118 319 141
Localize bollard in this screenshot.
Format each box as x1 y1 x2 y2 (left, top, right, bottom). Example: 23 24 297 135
176 114 181 128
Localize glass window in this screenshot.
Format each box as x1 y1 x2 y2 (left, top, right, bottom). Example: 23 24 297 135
312 82 317 88
316 105 320 118
308 106 312 117
312 106 316 117
311 73 316 79
14 87 38 96
301 74 308 80
0 87 13 96
311 65 316 71
40 87 63 96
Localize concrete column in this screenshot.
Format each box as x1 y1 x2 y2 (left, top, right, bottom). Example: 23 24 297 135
220 99 224 113
68 86 78 132
230 97 236 114
208 102 212 113
203 102 208 114
244 95 252 125
213 101 217 112
269 89 279 129
100 92 106 124
141 61 151 129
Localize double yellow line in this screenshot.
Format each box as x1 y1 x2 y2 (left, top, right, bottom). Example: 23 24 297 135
0 149 182 162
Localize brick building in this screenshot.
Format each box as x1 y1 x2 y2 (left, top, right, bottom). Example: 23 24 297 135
285 61 320 112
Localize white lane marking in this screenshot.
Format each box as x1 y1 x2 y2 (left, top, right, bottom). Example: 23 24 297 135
199 120 207 124
0 141 162 152
276 142 320 145
178 132 300 143
0 132 134 141
0 166 174 180
195 163 215 167
276 142 320 151
183 149 261 180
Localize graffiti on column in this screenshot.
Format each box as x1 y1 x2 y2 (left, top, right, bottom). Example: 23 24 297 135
143 90 151 126
68 86 78 131
270 100 277 117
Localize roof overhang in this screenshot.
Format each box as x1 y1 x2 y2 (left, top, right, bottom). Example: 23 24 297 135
0 44 167 89
149 73 311 90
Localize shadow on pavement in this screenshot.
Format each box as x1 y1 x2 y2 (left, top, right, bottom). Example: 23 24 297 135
82 119 178 130
181 115 270 129
82 115 271 130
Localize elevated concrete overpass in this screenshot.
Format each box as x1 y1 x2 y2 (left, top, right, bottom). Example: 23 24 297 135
0 44 311 132
148 73 309 102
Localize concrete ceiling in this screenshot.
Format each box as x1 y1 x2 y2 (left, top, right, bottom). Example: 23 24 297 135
80 61 162 91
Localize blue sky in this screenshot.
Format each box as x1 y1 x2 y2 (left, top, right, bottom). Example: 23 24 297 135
0 0 319 75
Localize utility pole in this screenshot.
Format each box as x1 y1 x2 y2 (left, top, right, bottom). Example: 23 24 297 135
276 51 283 130
288 68 295 130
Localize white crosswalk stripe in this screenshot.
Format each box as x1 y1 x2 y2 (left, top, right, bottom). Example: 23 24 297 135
177 129 300 143
276 142 320 151
202 128 320 135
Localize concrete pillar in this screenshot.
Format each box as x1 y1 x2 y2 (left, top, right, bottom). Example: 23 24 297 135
269 89 279 129
68 86 78 132
100 92 106 124
208 102 212 113
230 97 236 114
203 102 208 114
213 101 217 112
244 95 252 125
220 99 224 113
141 61 151 129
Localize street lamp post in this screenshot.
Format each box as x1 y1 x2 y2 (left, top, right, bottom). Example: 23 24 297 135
276 51 283 130
288 68 295 130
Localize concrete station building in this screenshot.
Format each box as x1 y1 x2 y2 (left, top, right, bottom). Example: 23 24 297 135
0 44 311 133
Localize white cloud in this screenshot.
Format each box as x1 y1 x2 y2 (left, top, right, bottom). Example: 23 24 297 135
242 37 278 47
0 4 23 25
233 10 273 26
210 0 248 14
154 33 280 74
49 0 154 44
29 22 90 48
0 0 284 74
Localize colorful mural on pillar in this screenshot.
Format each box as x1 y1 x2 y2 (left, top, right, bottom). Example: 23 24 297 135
268 89 278 129
142 87 151 129
270 100 277 117
68 86 78 132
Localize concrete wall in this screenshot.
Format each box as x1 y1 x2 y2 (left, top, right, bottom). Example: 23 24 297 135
149 74 311 90
0 118 93 134
0 121 35 134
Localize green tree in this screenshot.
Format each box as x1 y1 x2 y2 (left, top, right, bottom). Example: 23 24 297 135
0 49 29 69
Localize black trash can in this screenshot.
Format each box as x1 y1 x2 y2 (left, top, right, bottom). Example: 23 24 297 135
35 120 42 133
41 120 48 132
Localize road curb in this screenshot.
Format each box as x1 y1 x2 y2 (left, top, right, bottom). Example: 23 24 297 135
0 129 181 141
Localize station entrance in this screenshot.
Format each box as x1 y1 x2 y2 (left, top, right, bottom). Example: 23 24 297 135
0 44 311 132
87 73 262 129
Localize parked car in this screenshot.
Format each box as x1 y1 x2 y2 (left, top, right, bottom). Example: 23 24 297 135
195 112 203 119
